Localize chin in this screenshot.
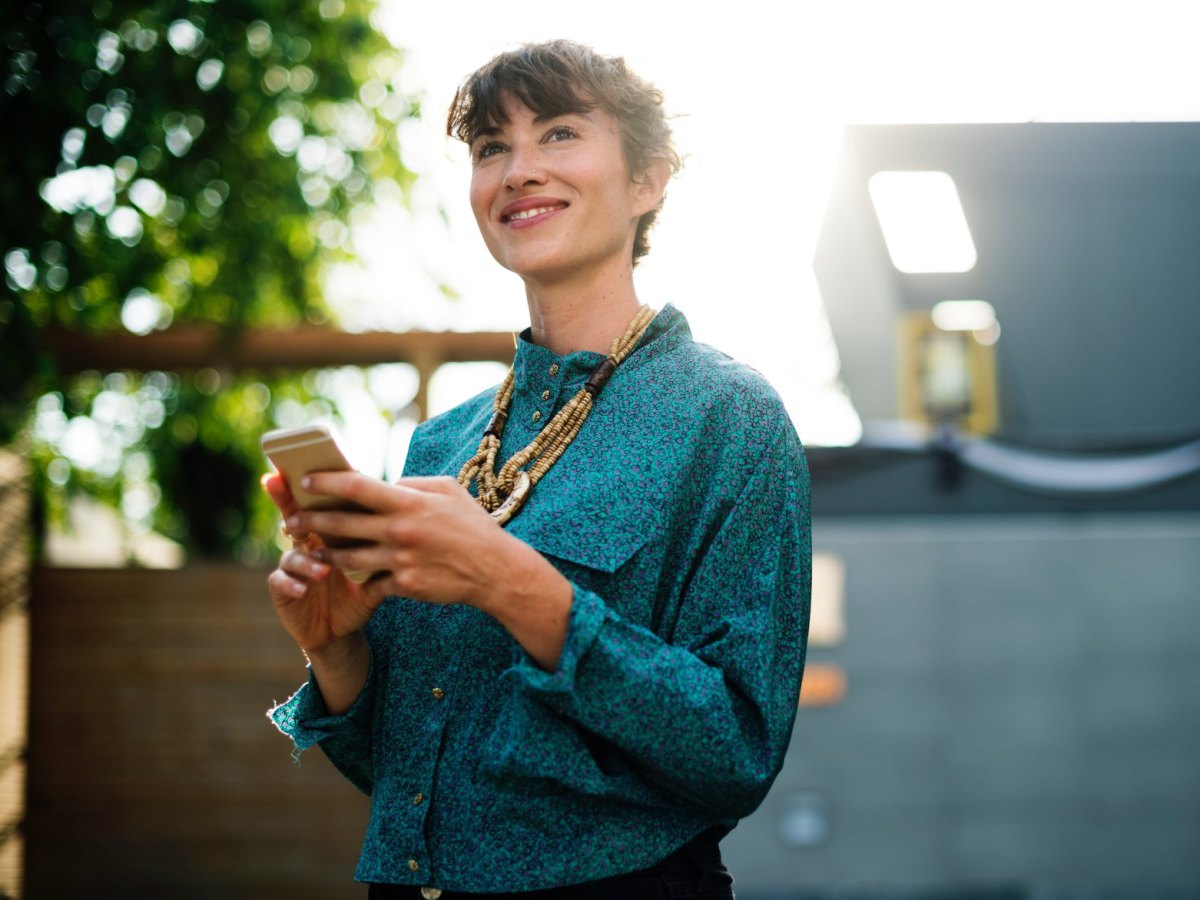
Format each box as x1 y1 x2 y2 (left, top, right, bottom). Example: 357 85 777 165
501 251 575 282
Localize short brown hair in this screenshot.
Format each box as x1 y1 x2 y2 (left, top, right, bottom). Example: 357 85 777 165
446 40 681 266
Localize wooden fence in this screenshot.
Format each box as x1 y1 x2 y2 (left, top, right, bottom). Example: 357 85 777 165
25 566 370 899
0 450 30 900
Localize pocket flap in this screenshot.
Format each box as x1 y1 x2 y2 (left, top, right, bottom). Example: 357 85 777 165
510 494 659 574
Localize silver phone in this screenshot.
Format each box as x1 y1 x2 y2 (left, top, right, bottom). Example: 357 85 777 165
261 423 373 581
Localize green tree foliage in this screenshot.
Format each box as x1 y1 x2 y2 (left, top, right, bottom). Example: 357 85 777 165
1 0 421 559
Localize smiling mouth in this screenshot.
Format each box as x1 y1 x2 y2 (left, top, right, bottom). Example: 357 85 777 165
502 204 567 223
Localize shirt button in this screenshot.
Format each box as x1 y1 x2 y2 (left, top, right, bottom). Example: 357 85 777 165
431 687 445 700
549 364 559 376
541 390 551 401
413 792 425 805
532 410 542 422
408 859 420 872
420 889 443 899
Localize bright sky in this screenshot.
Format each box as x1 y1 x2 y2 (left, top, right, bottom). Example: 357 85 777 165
331 0 1200 449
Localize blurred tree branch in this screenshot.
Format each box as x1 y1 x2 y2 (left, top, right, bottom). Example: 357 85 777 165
1 0 425 559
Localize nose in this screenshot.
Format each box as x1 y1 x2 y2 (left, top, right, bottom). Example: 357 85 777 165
502 144 547 191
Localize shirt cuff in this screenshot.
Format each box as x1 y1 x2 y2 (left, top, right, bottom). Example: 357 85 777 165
267 648 375 751
509 584 608 701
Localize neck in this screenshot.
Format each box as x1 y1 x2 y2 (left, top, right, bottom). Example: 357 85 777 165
522 257 643 357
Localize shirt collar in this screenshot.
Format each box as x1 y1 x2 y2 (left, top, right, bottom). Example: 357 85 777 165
512 303 691 392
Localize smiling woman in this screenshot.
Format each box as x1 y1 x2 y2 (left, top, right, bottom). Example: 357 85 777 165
465 98 665 298
448 41 681 272
265 39 811 899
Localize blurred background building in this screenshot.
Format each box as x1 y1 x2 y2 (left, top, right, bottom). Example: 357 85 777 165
3 1 1200 898
721 121 1200 898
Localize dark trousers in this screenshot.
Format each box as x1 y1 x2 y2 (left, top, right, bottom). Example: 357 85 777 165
367 828 735 899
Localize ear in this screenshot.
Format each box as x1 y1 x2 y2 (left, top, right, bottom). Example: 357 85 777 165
630 159 672 218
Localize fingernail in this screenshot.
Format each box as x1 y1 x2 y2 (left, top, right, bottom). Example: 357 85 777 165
301 476 313 489
286 516 300 529
291 581 307 596
311 548 326 561
312 562 329 576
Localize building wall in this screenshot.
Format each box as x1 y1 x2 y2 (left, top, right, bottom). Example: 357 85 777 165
725 513 1200 897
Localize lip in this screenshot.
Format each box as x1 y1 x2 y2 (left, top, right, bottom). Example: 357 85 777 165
499 196 569 226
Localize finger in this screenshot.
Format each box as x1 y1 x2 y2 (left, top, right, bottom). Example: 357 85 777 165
395 475 465 496
286 508 388 543
267 567 309 599
279 548 331 581
302 471 425 513
280 519 314 543
317 544 400 577
263 472 301 518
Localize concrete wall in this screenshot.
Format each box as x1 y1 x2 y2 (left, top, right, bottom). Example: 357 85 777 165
725 513 1200 898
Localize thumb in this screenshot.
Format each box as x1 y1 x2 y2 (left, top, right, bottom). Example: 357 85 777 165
397 475 464 495
263 471 301 518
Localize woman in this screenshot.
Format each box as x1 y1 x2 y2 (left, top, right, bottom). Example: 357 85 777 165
266 40 811 899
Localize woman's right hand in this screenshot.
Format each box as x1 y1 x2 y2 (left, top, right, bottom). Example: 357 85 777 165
263 473 380 654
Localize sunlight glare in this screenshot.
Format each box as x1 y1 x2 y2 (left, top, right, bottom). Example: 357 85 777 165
362 0 1200 448
931 300 996 332
869 171 977 274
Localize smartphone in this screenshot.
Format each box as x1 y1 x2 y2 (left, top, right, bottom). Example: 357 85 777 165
261 423 373 581
261 423 358 513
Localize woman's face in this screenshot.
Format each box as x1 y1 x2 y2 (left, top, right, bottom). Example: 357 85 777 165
468 93 660 285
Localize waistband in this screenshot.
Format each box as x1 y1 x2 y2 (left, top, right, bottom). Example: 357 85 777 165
368 826 731 899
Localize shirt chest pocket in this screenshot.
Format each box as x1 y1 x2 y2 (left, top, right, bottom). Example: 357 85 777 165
508 498 662 612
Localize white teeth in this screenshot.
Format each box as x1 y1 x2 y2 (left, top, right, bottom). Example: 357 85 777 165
508 206 559 221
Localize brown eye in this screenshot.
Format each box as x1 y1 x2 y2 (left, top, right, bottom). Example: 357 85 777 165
545 126 578 143
474 141 505 161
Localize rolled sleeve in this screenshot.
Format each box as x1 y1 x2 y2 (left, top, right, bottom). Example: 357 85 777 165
508 584 607 698
267 647 377 794
498 417 811 820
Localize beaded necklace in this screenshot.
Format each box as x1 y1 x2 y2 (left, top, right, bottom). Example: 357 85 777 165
457 305 656 526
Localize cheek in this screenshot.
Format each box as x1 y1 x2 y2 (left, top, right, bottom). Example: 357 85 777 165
469 173 496 228
583 161 638 223
469 173 511 265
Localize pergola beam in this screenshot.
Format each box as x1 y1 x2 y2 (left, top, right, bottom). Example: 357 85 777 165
42 326 517 421
42 327 517 374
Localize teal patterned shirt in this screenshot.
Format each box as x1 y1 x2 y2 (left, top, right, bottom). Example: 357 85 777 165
268 304 811 891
